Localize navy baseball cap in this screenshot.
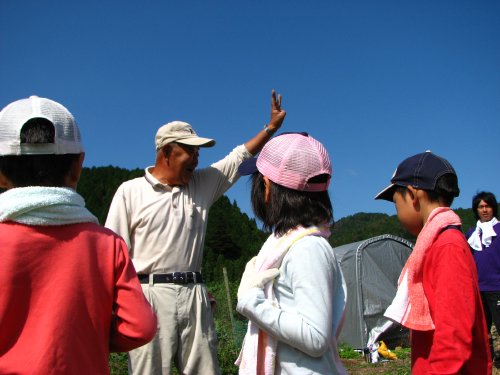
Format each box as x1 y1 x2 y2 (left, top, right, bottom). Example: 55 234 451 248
375 151 459 201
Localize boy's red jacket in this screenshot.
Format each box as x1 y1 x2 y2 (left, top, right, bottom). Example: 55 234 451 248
411 229 491 374
0 222 157 375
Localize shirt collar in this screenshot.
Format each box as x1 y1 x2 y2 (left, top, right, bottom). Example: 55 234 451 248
144 167 172 190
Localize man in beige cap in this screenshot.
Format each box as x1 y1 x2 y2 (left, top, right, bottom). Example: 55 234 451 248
105 91 286 375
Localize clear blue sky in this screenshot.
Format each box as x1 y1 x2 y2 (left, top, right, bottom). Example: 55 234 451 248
2 1 499 220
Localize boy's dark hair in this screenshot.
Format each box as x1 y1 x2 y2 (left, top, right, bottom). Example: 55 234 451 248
472 191 498 220
251 172 333 236
0 118 80 187
394 173 459 207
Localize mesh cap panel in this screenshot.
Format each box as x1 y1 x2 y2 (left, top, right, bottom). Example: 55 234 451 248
0 96 83 155
256 133 331 192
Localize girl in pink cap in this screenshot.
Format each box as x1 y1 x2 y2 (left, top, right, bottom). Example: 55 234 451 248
235 132 348 375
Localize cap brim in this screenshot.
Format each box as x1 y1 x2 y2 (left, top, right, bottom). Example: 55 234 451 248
176 137 215 147
238 157 258 176
374 183 397 201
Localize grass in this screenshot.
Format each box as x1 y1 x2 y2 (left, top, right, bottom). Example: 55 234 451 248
340 346 411 375
109 352 128 375
110 343 412 375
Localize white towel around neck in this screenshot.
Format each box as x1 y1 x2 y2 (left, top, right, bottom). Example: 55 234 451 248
0 186 98 225
468 217 499 251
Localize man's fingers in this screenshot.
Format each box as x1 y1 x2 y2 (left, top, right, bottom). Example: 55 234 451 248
271 89 277 109
271 90 283 113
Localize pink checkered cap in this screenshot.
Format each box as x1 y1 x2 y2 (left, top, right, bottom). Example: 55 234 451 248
0 96 83 156
256 133 332 192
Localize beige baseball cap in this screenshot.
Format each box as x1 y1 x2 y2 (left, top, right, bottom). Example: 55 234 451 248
155 121 215 150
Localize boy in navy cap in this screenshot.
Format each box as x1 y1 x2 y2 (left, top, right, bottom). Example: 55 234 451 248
375 151 491 374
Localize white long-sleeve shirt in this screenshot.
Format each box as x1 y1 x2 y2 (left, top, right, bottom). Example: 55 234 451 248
237 235 348 375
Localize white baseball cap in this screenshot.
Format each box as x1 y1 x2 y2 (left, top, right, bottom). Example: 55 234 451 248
0 95 84 156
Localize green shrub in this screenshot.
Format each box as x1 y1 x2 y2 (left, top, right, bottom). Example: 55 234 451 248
338 343 362 359
392 346 411 360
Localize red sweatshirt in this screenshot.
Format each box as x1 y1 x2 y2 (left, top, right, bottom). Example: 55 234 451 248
411 229 491 374
0 222 157 375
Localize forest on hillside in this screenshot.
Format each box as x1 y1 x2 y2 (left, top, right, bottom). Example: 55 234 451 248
77 165 480 283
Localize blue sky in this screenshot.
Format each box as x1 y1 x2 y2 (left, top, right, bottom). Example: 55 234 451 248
1 1 499 220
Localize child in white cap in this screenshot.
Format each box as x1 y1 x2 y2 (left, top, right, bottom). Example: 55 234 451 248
0 96 157 375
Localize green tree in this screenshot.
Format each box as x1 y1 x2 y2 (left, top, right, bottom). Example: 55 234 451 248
331 212 416 247
75 165 486 281
77 166 143 223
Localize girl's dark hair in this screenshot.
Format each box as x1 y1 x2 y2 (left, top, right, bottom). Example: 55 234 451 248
472 191 498 220
0 118 79 187
250 172 333 236
394 173 459 207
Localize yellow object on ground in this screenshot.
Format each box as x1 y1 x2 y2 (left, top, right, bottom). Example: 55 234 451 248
377 340 398 360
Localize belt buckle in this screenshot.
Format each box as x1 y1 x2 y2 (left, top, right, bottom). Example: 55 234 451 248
173 272 186 284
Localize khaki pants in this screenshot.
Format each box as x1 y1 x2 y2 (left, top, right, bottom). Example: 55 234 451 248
128 283 220 375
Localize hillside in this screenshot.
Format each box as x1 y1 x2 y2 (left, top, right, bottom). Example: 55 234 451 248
77 166 480 283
